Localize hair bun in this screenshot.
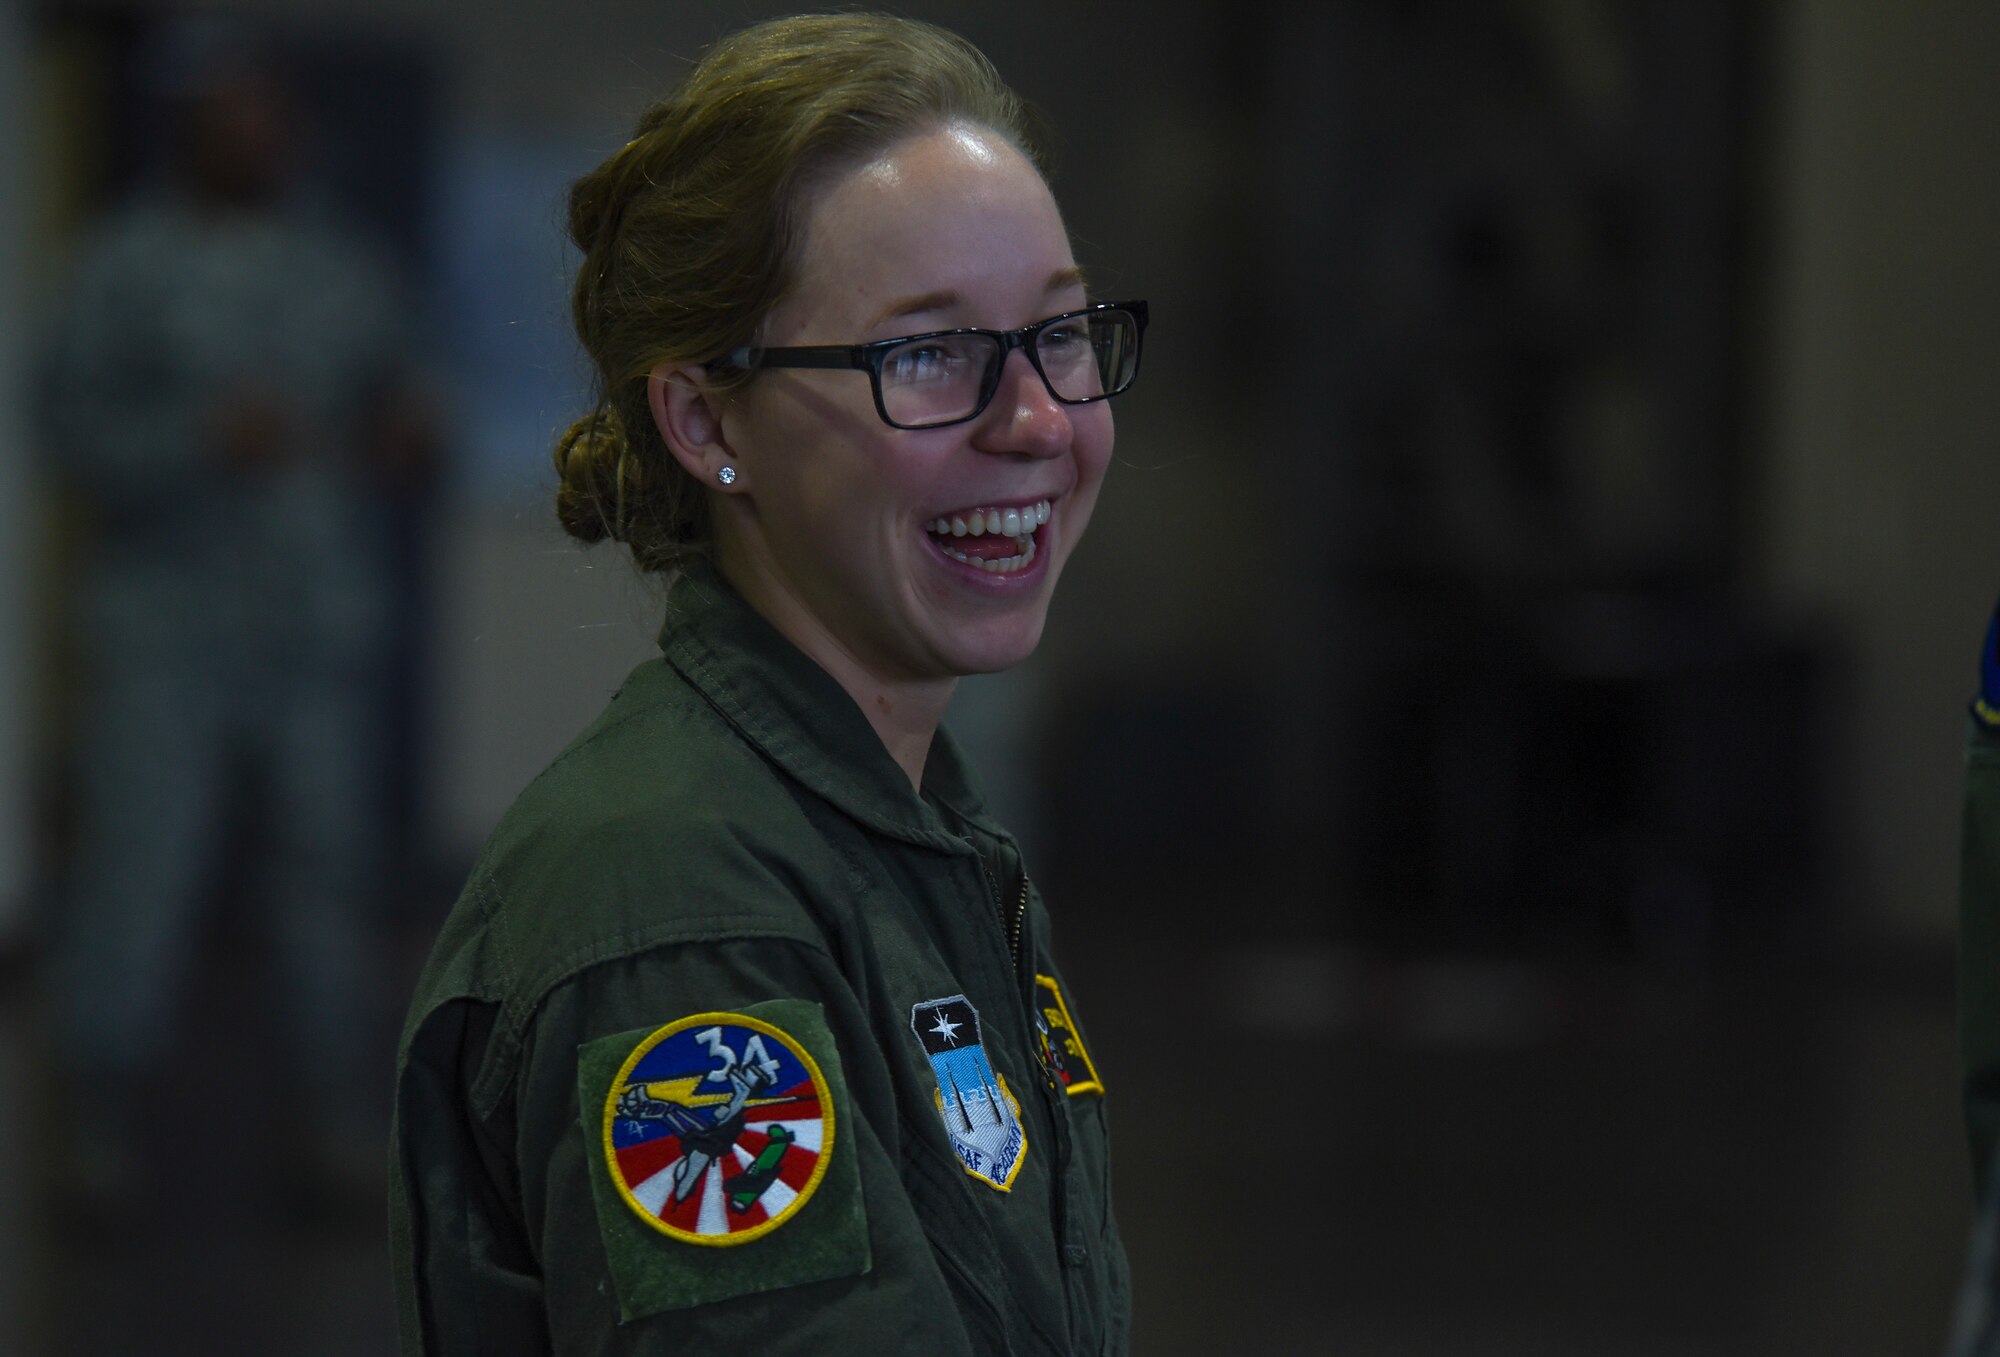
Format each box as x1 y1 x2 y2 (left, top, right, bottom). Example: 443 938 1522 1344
553 405 636 546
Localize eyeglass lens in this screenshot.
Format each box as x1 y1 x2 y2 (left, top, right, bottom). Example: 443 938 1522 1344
878 310 1139 428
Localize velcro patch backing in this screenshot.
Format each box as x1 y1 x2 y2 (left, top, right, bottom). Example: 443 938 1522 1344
578 999 870 1320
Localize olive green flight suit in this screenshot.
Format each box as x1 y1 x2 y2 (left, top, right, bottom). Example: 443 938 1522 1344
390 567 1130 1355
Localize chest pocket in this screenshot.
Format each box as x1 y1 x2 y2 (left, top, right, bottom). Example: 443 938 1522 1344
896 1012 1078 1357
898 1132 1015 1357
1063 1091 1116 1241
1027 961 1131 1353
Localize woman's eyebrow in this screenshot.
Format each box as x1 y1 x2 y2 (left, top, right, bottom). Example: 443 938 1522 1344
867 290 960 330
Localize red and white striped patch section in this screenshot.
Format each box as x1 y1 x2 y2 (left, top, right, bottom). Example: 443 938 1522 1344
614 1085 824 1238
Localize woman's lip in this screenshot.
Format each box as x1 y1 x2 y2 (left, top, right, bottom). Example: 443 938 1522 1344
939 495 1052 510
926 494 1058 519
924 497 1055 538
922 520 1049 583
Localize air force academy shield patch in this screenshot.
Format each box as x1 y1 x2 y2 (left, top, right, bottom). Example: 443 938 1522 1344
911 994 1027 1191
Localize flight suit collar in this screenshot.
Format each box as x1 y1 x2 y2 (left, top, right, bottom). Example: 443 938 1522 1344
658 564 1001 854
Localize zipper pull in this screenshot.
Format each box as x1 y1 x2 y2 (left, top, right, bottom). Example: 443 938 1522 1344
1007 873 1030 977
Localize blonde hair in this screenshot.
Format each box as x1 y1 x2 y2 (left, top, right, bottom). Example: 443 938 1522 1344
553 13 1043 575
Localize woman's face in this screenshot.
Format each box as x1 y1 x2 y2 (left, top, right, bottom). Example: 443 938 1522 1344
709 123 1113 688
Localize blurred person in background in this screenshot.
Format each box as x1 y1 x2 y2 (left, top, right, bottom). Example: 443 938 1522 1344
391 14 1138 1354
35 22 432 1202
1951 598 2000 1355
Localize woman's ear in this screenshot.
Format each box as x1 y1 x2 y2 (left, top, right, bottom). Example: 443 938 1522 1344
648 363 744 489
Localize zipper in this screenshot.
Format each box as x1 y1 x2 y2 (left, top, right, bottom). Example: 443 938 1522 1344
1008 874 1030 981
1009 866 1080 1304
975 848 1079 1296
1011 874 1063 1101
977 853 1029 983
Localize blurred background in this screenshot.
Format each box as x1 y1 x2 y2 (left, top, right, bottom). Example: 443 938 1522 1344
1 0 1996 1353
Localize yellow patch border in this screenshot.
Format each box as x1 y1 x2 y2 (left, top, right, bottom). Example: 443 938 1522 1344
601 1011 836 1248
932 1072 1029 1191
1034 973 1105 1096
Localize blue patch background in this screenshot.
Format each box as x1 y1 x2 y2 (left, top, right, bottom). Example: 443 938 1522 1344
928 1044 1006 1111
611 1021 816 1152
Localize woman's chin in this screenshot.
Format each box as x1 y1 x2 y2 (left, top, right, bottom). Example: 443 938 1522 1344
928 611 1051 679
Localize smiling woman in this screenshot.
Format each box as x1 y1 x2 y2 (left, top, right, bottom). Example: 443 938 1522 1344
390 14 1144 1357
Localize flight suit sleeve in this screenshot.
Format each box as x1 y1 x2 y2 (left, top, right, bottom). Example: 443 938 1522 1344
1961 599 2000 1197
398 935 988 1357
393 995 550 1356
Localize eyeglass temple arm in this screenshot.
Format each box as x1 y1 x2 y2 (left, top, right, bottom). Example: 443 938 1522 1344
722 344 869 372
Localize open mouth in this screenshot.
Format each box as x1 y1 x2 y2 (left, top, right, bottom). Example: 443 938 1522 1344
924 499 1050 575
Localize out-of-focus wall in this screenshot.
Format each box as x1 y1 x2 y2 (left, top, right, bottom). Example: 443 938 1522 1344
1762 0 2000 942
0 14 28 1353
1 0 29 938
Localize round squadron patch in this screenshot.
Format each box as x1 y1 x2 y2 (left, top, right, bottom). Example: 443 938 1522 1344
601 1012 835 1246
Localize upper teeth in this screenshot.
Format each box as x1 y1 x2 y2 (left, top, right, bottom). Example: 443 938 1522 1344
928 499 1052 538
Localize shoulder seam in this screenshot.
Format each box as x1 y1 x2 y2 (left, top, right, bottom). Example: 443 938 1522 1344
533 680 696 783
468 919 832 1117
466 872 516 995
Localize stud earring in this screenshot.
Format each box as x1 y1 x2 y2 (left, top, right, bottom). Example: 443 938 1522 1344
717 466 737 486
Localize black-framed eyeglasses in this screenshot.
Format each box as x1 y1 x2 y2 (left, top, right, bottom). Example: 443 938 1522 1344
718 300 1149 430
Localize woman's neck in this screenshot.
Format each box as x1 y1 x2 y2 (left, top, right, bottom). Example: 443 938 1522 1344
716 549 955 792
849 672 955 793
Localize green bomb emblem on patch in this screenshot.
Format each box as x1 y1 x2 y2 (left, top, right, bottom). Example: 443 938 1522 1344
602 1012 834 1246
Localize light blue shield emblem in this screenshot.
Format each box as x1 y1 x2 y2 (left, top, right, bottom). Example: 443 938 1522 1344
910 994 1027 1191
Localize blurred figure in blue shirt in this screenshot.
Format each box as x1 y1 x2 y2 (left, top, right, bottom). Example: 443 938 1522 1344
36 23 430 1200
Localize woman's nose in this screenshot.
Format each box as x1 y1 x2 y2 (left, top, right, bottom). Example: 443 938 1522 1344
977 349 1071 457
